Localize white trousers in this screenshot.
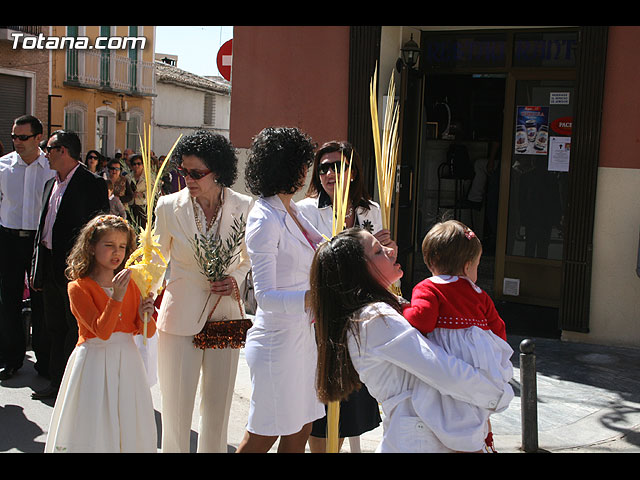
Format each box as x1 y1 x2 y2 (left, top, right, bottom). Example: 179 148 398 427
157 329 239 453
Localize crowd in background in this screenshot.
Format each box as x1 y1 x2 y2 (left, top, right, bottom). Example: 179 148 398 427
0 116 514 454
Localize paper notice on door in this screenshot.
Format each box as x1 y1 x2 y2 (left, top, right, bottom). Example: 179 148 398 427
548 136 571 172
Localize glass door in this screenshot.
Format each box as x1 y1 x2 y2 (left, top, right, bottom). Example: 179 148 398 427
495 75 574 307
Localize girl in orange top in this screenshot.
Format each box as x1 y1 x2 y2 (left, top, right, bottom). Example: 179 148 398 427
45 214 157 452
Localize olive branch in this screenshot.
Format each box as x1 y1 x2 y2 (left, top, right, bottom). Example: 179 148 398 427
191 214 246 283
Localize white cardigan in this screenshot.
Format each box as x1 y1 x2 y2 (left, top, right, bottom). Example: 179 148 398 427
154 187 254 336
296 193 384 238
348 302 514 453
245 195 325 329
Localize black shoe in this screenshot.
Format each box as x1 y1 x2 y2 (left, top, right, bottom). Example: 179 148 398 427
0 366 19 380
34 363 50 379
31 384 59 400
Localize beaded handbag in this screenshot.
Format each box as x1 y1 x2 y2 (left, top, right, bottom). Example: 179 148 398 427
193 277 252 349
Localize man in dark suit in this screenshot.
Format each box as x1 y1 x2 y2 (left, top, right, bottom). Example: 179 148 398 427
30 130 109 399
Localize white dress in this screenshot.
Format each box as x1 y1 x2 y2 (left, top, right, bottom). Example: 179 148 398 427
348 303 514 453
244 196 325 436
45 287 157 453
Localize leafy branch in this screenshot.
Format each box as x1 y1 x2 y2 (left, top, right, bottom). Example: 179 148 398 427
191 214 246 283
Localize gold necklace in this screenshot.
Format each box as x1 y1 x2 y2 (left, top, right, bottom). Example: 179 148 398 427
193 197 222 234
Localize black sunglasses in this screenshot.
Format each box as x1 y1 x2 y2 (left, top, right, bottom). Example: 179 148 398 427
11 133 37 141
45 145 62 153
318 161 351 176
177 166 212 180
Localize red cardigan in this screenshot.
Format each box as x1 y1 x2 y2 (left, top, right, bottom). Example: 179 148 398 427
67 276 157 346
402 276 506 341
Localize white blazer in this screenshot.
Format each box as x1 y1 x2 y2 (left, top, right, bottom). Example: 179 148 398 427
245 195 324 329
154 187 254 336
349 303 514 453
296 194 384 239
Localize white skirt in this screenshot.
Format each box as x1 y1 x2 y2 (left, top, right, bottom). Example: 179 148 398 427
244 320 324 436
45 332 158 453
413 327 514 452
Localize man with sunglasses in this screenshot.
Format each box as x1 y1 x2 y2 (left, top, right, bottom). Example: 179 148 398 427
30 129 109 399
0 116 55 381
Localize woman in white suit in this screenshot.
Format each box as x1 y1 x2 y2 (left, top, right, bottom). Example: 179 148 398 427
154 131 254 453
236 127 325 453
296 141 393 452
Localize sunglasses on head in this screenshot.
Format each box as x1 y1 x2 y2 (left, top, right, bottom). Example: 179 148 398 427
177 165 212 180
318 161 351 176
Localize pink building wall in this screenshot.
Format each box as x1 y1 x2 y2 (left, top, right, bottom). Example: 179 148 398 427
599 26 640 170
229 26 350 150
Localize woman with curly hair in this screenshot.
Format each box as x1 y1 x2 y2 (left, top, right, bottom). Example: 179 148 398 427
154 130 254 453
237 127 325 453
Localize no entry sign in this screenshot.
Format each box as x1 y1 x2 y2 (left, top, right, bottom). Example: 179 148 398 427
216 39 233 81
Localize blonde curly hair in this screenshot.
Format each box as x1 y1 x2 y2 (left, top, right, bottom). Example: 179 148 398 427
65 214 137 281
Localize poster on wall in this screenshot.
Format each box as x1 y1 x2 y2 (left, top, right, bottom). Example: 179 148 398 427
548 136 571 172
514 106 549 155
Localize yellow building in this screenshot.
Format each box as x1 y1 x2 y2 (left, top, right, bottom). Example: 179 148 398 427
49 26 155 159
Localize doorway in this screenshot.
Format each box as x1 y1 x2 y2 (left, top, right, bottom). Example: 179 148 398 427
414 72 506 299
397 29 580 338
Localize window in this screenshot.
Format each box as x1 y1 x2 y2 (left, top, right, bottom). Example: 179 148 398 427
64 101 87 151
95 106 116 157
204 93 216 126
66 26 79 81
126 109 143 152
128 26 139 90
100 26 112 87
421 33 507 69
512 32 578 68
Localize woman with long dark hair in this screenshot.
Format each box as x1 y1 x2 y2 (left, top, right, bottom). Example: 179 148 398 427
310 228 513 453
297 141 388 451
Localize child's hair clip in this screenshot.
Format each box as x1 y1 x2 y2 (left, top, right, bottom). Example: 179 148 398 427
464 229 476 240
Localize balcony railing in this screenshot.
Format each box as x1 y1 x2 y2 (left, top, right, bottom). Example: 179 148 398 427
65 49 155 96
0 26 42 36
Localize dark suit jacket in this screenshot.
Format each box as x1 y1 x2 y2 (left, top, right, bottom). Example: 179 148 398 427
31 164 110 288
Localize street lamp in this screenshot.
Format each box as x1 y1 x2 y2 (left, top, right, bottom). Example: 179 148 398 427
396 33 421 72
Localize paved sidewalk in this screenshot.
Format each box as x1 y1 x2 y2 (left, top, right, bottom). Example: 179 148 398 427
2 334 640 453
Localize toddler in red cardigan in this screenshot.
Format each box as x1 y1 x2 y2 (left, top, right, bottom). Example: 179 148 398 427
403 220 514 452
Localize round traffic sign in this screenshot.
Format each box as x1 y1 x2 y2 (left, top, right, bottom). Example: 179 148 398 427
216 39 233 81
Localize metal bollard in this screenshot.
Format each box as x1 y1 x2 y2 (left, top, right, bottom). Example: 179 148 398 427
520 339 538 452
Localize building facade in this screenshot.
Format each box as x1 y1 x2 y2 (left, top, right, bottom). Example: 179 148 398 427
47 25 156 158
229 25 640 348
153 58 231 157
0 26 50 153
